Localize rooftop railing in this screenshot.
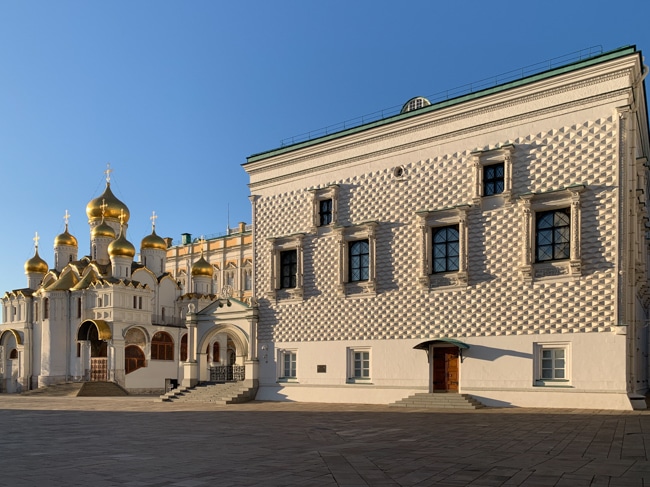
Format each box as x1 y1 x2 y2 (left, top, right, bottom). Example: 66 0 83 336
279 46 605 148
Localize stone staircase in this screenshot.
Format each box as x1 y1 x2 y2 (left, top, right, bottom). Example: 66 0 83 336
391 393 486 409
157 381 257 405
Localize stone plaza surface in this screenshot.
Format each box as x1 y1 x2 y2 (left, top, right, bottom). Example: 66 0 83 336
1 397 650 486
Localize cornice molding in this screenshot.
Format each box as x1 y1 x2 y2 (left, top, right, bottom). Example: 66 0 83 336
249 71 630 190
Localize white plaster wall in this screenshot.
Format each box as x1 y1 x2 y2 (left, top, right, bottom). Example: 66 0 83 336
125 360 177 391
258 332 629 408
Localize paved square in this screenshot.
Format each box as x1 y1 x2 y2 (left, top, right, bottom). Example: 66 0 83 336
1 397 650 486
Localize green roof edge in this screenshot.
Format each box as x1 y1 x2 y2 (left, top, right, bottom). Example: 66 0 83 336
245 46 638 164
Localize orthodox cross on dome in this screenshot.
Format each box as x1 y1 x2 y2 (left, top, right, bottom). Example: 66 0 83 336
33 232 40 250
105 163 112 183
100 199 108 218
199 235 206 255
150 211 158 231
119 209 126 226
63 210 70 227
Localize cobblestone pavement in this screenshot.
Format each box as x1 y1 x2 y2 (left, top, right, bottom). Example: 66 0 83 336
1 396 650 486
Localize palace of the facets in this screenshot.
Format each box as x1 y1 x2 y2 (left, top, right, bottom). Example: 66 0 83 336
2 46 650 410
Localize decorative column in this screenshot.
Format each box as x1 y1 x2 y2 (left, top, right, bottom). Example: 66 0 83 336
182 304 199 388
520 196 533 281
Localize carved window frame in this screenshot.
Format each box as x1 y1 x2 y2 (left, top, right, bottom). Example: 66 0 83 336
310 185 339 232
472 145 514 206
416 206 469 289
267 233 305 301
519 186 584 282
335 222 377 297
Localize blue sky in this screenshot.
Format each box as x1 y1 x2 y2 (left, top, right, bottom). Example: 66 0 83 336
1 1 649 294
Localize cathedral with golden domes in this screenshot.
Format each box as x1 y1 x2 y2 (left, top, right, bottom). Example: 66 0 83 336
0 168 257 395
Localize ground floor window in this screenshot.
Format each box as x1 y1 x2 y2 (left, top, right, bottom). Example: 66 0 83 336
534 342 570 385
281 351 296 379
347 348 371 382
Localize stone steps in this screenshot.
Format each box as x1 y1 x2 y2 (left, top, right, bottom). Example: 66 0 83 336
390 393 485 409
157 382 257 405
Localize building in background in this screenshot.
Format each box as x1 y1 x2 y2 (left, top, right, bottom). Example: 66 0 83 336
244 46 650 410
0 169 256 394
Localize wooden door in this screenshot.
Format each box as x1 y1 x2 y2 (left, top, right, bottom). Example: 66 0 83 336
432 347 459 392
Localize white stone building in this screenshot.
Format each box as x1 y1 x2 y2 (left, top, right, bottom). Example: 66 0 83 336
0 170 257 394
244 46 650 409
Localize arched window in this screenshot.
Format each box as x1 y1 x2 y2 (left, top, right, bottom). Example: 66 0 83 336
151 332 174 361
9 349 18 359
43 298 49 319
212 342 220 363
125 345 145 374
180 334 187 362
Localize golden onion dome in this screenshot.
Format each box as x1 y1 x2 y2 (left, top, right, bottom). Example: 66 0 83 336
141 229 167 251
191 255 214 277
25 250 48 274
108 228 136 258
54 225 78 247
91 220 116 239
86 183 130 223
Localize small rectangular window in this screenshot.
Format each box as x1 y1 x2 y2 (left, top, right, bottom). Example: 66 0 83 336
280 250 297 289
483 162 504 196
282 351 297 378
541 349 565 379
353 351 370 379
319 199 333 226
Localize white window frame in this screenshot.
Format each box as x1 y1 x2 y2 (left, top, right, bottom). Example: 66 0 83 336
335 222 377 297
347 347 371 383
472 145 514 206
534 342 571 386
520 186 584 281
310 185 339 231
268 233 305 301
278 349 297 381
416 206 469 289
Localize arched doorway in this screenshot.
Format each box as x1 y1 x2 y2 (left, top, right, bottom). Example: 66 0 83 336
0 329 22 393
199 325 249 383
77 320 111 381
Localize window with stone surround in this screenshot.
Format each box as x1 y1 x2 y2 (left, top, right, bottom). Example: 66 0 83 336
335 222 377 296
472 145 514 205
520 186 584 281
417 206 469 289
268 233 305 301
310 185 339 231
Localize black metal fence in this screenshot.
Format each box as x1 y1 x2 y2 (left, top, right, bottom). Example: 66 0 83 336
209 365 245 382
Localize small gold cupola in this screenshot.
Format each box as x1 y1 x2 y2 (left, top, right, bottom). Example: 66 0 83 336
86 164 130 224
